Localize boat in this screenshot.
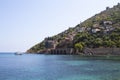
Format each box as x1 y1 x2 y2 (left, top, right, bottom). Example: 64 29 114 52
14 52 23 55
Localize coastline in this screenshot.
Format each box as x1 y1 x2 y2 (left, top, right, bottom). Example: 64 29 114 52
26 52 120 60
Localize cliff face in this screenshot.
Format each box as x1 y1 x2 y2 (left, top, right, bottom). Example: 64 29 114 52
27 3 120 53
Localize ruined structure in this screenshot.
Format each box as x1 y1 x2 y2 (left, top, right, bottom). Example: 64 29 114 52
49 48 74 54
44 37 75 54
44 37 57 49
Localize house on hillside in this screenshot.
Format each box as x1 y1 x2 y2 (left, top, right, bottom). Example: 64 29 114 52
103 21 113 33
91 21 114 34
75 26 86 33
91 23 101 33
103 21 112 28
92 28 101 33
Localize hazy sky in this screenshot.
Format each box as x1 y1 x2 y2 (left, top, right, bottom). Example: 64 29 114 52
0 0 120 52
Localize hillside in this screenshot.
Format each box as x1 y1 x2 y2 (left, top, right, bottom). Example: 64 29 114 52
27 3 120 54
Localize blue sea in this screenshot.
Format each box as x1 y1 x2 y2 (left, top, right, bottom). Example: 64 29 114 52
0 53 120 80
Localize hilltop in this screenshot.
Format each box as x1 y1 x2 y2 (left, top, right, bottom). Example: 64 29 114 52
27 3 120 55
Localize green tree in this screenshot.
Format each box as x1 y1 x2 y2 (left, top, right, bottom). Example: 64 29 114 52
116 40 120 47
103 40 116 47
94 38 103 47
73 32 89 43
74 42 85 52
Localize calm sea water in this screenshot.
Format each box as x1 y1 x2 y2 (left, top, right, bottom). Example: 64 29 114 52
0 53 120 80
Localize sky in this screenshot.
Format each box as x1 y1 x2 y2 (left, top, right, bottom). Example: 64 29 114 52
0 0 120 52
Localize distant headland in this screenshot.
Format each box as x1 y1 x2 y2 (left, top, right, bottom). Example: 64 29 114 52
27 3 120 55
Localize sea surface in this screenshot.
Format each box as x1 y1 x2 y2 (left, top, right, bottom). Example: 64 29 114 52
0 53 120 80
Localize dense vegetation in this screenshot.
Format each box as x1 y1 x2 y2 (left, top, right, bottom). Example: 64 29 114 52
73 3 120 51
27 3 120 53
73 28 120 49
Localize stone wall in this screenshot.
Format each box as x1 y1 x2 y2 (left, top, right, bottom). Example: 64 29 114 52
83 47 120 55
49 48 75 54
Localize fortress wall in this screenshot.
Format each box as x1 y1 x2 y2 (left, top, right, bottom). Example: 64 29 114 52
84 48 120 55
